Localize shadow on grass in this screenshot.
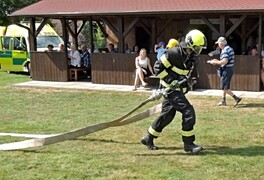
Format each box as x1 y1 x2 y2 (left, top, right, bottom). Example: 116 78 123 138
15 138 263 156
73 138 264 156
77 137 140 145
237 103 264 108
136 145 264 156
203 145 264 156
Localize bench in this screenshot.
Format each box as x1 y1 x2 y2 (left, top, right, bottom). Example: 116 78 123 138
132 74 160 87
68 67 90 81
144 76 160 87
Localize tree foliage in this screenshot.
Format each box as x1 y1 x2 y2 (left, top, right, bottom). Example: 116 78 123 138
0 0 39 25
81 21 106 49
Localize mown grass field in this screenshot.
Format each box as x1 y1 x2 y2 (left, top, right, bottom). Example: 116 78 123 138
0 71 263 180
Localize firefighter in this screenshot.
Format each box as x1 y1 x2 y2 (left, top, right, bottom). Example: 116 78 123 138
141 29 207 153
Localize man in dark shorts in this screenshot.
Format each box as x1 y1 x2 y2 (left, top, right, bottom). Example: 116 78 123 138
207 37 242 107
141 29 207 153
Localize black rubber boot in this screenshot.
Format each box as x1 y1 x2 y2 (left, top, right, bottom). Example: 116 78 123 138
184 143 203 153
140 134 159 150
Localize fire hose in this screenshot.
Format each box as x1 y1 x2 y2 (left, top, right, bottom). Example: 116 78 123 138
0 79 188 151
0 92 165 151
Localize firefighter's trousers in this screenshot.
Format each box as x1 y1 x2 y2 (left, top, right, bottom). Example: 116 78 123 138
147 90 196 144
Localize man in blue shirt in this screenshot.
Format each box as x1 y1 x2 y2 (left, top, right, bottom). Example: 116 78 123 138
154 41 166 60
207 37 242 107
81 45 91 68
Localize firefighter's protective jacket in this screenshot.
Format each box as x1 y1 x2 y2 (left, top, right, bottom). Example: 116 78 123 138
154 43 196 92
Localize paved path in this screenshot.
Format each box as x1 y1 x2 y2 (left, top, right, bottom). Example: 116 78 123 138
14 80 264 99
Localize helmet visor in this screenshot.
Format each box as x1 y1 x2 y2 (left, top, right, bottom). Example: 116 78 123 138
193 46 205 55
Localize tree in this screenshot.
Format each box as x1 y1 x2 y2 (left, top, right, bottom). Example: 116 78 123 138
0 0 39 25
81 21 106 50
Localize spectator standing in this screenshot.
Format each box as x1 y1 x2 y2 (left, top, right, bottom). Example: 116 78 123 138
207 37 242 107
154 41 166 60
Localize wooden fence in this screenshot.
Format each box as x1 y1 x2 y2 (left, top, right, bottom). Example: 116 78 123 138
91 53 261 91
30 52 261 91
31 52 68 82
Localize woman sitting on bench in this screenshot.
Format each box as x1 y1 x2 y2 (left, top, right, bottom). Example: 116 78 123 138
132 48 155 91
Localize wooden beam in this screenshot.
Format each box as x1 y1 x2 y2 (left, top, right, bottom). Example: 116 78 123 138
65 21 75 41
101 17 118 36
226 18 242 38
200 15 219 35
61 17 68 57
96 20 108 38
29 18 37 51
96 20 117 44
219 15 225 36
15 23 30 31
156 18 173 38
77 20 87 36
258 15 262 60
117 17 124 53
138 19 151 36
89 17 94 52
151 19 156 52
35 18 50 37
73 20 78 47
241 21 247 53
246 22 259 38
122 17 139 38
225 15 247 37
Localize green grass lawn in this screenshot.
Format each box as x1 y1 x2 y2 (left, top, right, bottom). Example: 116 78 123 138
0 71 263 180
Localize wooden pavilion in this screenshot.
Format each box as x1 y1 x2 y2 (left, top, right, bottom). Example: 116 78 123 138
9 0 264 91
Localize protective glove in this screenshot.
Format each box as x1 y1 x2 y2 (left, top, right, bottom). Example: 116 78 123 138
170 80 180 90
149 89 163 100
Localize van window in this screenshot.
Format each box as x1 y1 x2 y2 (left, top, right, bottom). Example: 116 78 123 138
37 36 62 49
3 37 11 49
2 37 27 50
14 37 27 50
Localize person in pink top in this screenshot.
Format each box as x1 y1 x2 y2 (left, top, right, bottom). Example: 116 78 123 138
132 48 155 91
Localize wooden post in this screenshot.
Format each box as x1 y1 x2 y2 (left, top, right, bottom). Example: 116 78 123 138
74 20 78 48
89 17 94 52
151 19 156 53
29 18 37 51
61 17 69 58
219 15 226 36
117 17 124 53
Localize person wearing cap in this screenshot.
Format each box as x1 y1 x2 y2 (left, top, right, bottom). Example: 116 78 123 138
154 41 166 60
207 37 242 107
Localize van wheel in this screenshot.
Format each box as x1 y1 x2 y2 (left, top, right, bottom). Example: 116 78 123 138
27 63 32 78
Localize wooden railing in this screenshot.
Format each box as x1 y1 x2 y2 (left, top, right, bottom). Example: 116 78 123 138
91 53 261 91
196 55 261 91
30 52 261 91
31 52 68 82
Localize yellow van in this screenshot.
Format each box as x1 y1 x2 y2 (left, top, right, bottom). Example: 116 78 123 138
0 23 63 74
